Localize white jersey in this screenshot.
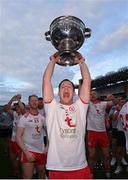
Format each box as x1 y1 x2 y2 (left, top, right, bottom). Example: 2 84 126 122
18 112 45 153
117 113 124 131
119 102 128 132
11 111 22 142
38 108 46 136
119 102 128 152
38 108 45 117
44 98 88 171
87 101 107 132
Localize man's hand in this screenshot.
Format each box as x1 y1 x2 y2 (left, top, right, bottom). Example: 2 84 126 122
43 145 48 155
74 52 85 65
50 52 60 63
25 151 36 162
11 94 21 102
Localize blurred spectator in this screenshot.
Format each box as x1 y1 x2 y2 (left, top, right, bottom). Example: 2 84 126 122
0 103 14 155
109 97 120 166
38 97 47 147
9 95 26 178
87 90 113 178
114 98 128 174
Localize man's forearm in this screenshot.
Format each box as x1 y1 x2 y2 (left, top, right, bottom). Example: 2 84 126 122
43 59 56 82
16 135 29 155
78 60 91 102
79 61 91 84
43 57 57 102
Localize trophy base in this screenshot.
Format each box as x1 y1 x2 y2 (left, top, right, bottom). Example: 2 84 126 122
56 51 81 66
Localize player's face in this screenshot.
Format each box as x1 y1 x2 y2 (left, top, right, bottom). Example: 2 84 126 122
38 99 44 109
58 81 75 105
15 105 21 114
90 91 98 102
16 104 25 114
119 99 126 108
29 96 38 109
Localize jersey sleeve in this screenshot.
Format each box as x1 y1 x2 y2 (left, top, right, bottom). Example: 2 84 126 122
17 115 26 128
76 98 89 112
76 98 89 125
44 98 57 115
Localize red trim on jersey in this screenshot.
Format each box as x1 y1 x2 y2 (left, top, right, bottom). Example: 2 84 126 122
29 111 39 116
44 99 53 104
24 112 30 118
80 97 89 104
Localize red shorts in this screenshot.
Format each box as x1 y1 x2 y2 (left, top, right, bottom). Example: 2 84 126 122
49 166 92 179
9 141 21 156
88 130 109 148
21 151 46 165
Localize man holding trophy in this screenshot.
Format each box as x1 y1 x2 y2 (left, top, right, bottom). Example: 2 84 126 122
43 16 92 179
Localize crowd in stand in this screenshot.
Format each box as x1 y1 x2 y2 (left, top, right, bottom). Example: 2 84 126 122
0 54 128 179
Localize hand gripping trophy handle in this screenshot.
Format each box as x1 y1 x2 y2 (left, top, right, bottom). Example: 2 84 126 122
44 16 91 66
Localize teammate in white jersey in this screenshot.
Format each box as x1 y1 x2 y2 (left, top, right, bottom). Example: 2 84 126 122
16 95 47 179
87 90 113 178
119 101 128 153
38 97 47 146
10 101 26 178
4 94 25 177
43 52 91 179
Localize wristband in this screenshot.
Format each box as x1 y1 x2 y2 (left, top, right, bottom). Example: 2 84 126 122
79 59 85 65
50 57 56 63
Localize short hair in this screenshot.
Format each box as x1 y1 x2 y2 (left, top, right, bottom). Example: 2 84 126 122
13 102 25 111
38 97 43 101
21 102 26 107
58 79 75 91
28 95 38 101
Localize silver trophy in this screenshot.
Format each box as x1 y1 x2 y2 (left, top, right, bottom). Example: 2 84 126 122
45 15 91 66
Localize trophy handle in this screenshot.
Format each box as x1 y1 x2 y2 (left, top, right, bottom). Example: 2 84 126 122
84 28 91 38
45 31 51 41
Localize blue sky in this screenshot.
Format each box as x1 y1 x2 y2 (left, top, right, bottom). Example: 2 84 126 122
0 0 128 105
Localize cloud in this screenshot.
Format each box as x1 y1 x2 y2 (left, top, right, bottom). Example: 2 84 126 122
0 0 128 105
97 24 128 52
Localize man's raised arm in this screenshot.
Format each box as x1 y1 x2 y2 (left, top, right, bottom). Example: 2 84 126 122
76 55 91 103
42 53 59 103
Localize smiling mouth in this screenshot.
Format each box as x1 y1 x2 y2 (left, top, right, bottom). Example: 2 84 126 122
63 92 70 98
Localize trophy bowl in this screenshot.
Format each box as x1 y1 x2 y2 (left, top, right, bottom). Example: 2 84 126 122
45 15 91 66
